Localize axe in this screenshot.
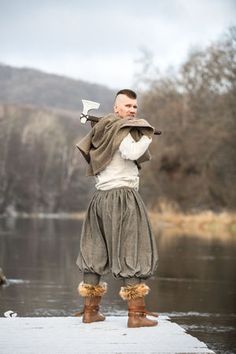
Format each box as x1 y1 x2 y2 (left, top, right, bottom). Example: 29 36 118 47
80 99 161 135
80 99 100 124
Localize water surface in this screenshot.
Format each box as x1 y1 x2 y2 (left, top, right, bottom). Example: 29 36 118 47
0 218 235 353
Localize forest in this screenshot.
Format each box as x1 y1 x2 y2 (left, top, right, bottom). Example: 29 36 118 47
139 27 236 211
0 28 235 214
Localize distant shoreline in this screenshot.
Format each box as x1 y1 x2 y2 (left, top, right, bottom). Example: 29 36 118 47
149 210 236 237
0 211 86 220
1 210 235 237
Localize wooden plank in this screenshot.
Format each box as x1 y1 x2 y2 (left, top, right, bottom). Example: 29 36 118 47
0 316 215 353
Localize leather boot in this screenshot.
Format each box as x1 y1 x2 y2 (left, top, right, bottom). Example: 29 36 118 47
74 282 107 323
127 297 158 327
119 283 158 328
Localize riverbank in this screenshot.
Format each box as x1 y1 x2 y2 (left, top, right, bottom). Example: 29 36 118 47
149 210 236 238
1 209 235 237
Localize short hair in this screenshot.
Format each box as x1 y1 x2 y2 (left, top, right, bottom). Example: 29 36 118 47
115 89 137 99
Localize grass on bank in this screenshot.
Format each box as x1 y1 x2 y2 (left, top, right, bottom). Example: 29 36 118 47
148 200 236 238
1 201 235 237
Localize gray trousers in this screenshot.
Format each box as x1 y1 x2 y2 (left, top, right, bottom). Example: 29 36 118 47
77 187 158 285
84 272 145 286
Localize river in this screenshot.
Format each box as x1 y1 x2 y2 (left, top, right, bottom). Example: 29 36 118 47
0 217 235 353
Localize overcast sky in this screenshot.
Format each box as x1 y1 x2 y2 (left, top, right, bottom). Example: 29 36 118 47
0 0 235 89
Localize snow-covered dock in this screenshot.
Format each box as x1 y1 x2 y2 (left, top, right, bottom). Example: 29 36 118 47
0 315 214 353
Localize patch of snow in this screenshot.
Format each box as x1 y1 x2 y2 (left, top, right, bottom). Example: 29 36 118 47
0 316 215 353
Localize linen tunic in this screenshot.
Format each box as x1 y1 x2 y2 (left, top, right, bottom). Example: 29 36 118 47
95 133 151 191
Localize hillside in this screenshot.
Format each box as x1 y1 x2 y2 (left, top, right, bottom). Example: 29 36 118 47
0 64 116 214
0 27 236 216
0 104 94 214
0 64 115 113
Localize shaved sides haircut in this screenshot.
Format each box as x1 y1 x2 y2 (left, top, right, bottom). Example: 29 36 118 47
115 89 137 100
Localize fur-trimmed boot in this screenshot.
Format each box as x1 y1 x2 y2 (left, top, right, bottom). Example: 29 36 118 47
119 283 158 328
74 282 107 323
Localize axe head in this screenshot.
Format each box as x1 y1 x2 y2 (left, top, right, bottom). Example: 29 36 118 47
81 99 100 124
82 99 100 115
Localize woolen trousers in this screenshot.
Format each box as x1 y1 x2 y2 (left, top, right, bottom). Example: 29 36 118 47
77 187 158 281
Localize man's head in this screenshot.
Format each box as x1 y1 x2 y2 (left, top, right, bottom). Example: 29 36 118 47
114 89 137 119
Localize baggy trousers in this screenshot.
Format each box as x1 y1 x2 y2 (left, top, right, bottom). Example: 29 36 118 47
76 187 158 285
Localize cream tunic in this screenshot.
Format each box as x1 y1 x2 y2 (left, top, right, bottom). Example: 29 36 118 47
95 133 152 191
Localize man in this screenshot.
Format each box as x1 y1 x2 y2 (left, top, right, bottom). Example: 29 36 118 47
75 89 158 328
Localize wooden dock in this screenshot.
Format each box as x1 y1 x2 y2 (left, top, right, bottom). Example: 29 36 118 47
0 315 215 353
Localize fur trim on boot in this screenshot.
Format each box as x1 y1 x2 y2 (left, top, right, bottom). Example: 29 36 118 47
119 283 150 300
78 282 107 297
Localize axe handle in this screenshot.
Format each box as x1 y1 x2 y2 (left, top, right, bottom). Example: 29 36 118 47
86 115 100 122
154 130 162 135
80 114 100 122
84 115 161 135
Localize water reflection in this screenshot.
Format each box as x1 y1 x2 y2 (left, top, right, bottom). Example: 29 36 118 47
0 218 235 352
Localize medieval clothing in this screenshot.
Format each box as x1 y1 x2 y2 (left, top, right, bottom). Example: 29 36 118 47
76 114 158 285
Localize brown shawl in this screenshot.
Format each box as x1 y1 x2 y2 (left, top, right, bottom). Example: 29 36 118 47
76 114 155 176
